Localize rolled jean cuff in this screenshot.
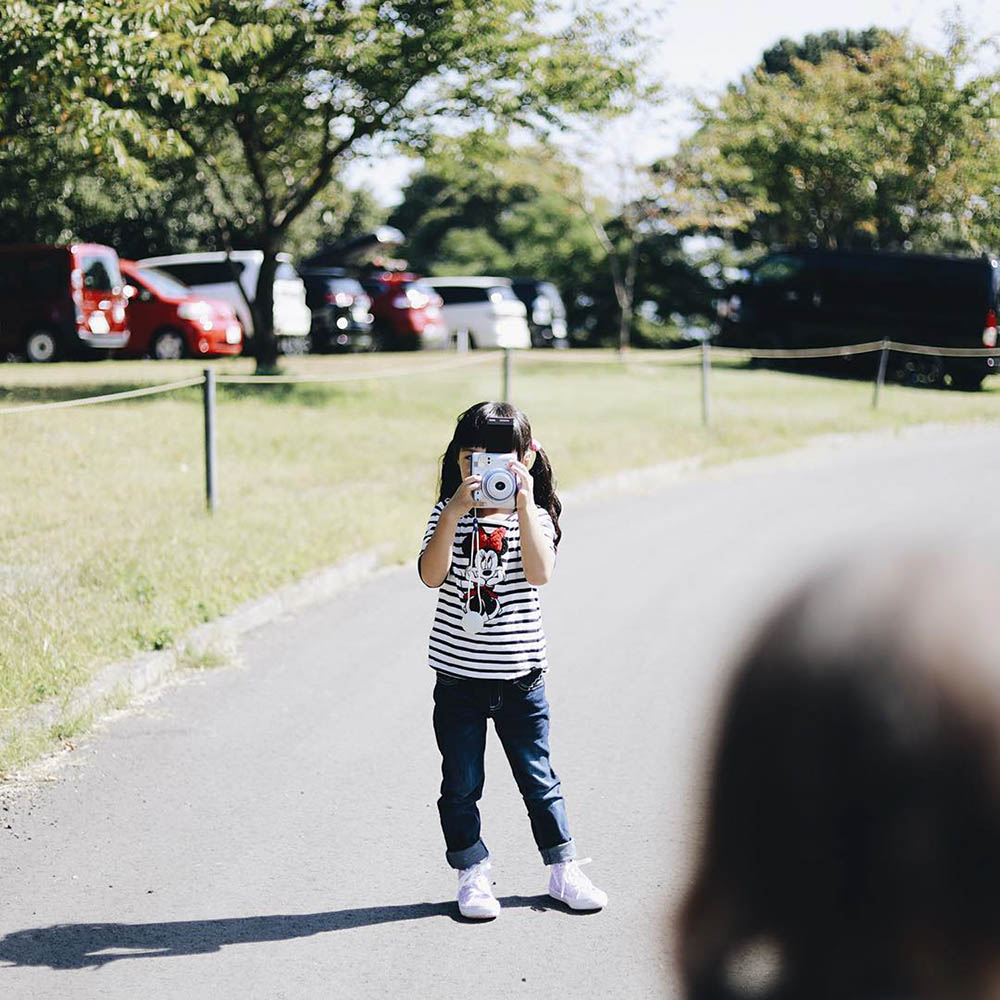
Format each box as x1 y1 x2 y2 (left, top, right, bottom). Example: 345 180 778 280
446 838 489 871
540 838 576 866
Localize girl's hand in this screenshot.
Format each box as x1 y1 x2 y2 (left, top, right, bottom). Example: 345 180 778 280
509 459 535 510
444 474 482 519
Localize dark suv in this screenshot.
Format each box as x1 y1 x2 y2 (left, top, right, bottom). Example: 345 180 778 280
299 268 374 352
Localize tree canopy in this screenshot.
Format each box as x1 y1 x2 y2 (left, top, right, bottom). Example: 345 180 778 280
659 29 1000 257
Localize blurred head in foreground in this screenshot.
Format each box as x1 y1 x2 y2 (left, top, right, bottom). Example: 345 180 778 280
679 551 1000 1000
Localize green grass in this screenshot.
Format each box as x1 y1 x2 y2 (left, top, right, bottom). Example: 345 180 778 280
2 348 999 774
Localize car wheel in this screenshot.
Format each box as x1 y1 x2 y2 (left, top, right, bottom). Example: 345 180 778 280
946 370 984 392
308 330 331 354
890 355 943 388
152 329 187 360
371 323 393 351
278 335 310 356
24 328 59 363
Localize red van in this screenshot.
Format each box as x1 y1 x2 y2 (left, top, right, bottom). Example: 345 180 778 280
118 260 243 359
0 243 130 362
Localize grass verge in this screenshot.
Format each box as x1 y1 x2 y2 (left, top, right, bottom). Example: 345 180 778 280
1 349 999 774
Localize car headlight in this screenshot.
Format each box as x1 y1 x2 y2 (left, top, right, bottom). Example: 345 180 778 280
178 302 213 324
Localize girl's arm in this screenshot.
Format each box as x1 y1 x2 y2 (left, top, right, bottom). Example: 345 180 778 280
418 475 481 588
511 459 556 586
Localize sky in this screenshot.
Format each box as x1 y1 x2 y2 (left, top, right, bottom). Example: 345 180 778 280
344 0 999 206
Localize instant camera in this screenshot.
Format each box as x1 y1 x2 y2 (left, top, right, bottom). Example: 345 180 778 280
471 416 518 509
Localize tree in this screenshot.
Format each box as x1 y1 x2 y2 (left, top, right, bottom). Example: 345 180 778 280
9 0 647 369
658 28 1000 258
390 134 714 347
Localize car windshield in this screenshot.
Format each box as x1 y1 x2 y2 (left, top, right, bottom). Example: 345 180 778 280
81 254 121 291
328 278 365 294
136 267 191 299
752 256 805 285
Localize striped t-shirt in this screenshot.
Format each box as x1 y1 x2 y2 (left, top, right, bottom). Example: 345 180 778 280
419 501 556 679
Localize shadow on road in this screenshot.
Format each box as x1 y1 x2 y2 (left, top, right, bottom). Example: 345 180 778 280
0 894 576 969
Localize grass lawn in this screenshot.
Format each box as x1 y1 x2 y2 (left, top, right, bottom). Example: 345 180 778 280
2 348 999 774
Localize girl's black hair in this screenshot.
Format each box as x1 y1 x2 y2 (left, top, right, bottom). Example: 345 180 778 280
679 551 1000 1000
437 401 562 548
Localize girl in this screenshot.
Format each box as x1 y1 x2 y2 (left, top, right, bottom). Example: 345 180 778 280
418 401 607 920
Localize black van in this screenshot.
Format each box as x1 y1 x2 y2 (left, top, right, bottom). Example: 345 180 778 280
716 249 1000 389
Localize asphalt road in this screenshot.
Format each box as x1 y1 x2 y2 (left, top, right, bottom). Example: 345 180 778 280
3 423 1000 1000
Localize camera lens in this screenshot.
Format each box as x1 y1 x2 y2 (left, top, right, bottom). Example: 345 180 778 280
483 469 514 501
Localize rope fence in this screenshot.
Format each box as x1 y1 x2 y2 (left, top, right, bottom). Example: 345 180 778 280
712 341 1000 360
1 338 996 508
0 375 205 416
212 352 495 384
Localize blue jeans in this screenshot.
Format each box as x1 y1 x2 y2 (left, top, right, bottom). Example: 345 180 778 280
432 670 576 869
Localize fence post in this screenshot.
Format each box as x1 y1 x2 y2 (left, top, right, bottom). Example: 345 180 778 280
872 339 890 409
502 348 512 402
701 338 712 427
203 368 217 512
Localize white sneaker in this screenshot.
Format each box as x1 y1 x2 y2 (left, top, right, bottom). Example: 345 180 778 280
457 860 500 920
548 858 607 911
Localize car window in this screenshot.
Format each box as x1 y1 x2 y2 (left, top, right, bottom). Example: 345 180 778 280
134 267 191 299
360 279 387 297
80 255 116 291
328 277 364 294
157 261 244 285
752 256 805 285
22 254 69 294
435 285 489 305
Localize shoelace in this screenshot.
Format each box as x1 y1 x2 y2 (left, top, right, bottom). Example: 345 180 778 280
562 858 594 889
459 861 492 894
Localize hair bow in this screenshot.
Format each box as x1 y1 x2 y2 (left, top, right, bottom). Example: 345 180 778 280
477 527 506 552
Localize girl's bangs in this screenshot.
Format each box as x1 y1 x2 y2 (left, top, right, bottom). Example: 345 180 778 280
453 410 494 449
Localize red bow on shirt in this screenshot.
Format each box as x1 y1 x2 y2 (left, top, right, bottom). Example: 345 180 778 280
477 527 506 553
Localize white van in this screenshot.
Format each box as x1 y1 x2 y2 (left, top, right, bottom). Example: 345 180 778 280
135 251 312 354
423 276 531 349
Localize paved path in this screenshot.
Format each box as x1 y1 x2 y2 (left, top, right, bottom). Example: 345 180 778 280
3 424 1000 999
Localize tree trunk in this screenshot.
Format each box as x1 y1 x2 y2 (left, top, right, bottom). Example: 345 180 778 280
619 236 638 353
618 296 632 353
254 239 280 373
